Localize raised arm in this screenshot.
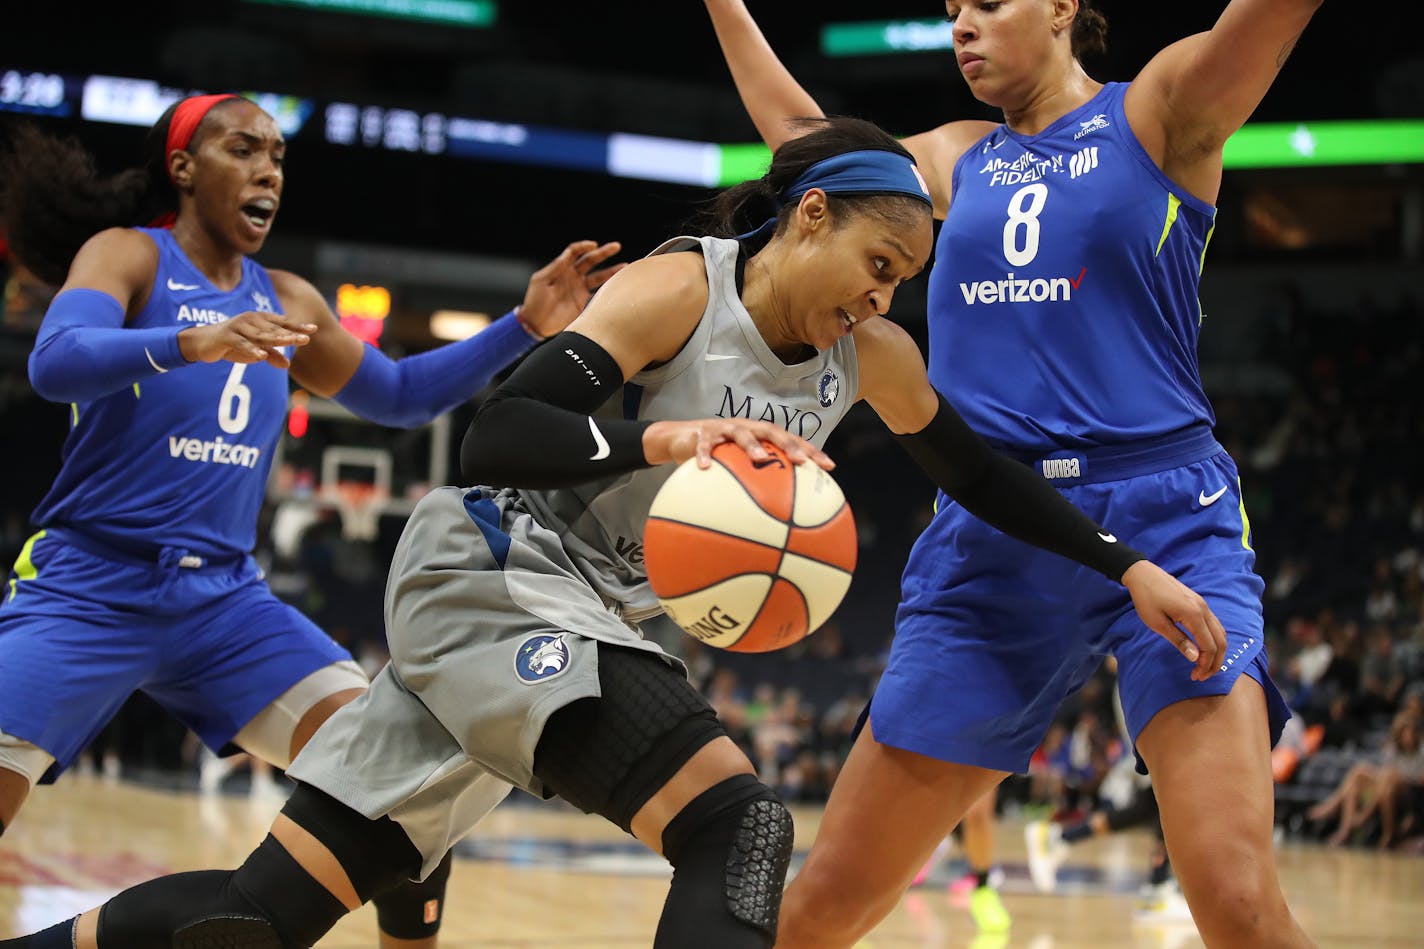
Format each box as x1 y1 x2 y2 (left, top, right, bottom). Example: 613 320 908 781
703 0 989 216
854 319 1227 680
703 0 825 151
1127 0 1325 201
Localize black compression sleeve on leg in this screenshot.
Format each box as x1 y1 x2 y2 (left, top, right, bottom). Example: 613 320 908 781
374 849 453 939
94 836 349 949
0 918 76 948
279 783 424 904
461 331 653 489
894 395 1145 581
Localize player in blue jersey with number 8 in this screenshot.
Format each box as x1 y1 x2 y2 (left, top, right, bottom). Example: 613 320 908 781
0 93 622 948
705 0 1325 945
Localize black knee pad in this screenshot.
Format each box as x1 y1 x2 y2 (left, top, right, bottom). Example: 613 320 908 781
374 849 453 939
534 644 723 832
659 774 795 942
97 837 346 949
280 782 424 903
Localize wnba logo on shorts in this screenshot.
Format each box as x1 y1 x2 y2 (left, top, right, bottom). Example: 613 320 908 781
515 633 573 684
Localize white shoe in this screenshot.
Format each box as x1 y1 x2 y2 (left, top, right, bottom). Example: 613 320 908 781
1134 881 1195 924
1024 820 1066 892
199 752 236 794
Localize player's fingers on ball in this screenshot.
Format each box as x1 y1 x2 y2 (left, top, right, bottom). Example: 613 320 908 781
732 428 770 460
757 429 806 463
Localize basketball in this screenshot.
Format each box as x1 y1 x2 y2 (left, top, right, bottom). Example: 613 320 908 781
644 440 857 652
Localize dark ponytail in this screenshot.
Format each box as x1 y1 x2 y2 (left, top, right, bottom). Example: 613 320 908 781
692 115 927 244
0 100 197 286
1072 0 1109 60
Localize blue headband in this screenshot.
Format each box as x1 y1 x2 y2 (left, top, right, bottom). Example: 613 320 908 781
737 149 933 243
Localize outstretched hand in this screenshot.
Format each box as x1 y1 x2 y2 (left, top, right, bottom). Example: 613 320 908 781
177 311 316 369
1122 560 1229 682
518 240 625 339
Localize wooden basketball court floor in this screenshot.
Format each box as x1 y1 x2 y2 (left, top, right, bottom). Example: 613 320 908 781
1 774 1418 947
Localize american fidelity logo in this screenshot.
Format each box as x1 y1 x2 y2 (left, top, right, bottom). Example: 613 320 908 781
979 146 1102 186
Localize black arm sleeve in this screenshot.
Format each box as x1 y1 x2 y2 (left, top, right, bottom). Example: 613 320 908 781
460 331 654 489
895 395 1146 582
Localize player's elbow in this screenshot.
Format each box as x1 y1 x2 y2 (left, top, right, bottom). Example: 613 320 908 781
459 402 501 484
27 335 81 402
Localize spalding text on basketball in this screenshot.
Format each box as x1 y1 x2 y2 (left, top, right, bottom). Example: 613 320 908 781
683 605 742 642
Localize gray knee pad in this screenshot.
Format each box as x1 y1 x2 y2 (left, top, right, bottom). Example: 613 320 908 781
660 773 795 939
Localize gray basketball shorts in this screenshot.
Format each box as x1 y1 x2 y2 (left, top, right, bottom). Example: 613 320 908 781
285 485 684 877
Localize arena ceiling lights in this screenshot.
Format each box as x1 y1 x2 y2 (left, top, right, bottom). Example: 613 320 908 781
2 68 1420 189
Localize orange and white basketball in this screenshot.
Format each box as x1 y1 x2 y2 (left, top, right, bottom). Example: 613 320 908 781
643 441 856 652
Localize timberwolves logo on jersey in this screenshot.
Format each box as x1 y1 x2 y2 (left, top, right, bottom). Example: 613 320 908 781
817 369 839 408
514 633 572 684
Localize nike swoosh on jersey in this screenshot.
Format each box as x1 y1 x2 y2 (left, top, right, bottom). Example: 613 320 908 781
1199 486 1229 507
167 278 200 291
588 417 611 461
704 353 739 362
143 347 168 373
1097 532 1117 543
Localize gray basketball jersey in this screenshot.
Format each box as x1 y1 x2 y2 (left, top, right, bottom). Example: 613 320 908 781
520 235 860 626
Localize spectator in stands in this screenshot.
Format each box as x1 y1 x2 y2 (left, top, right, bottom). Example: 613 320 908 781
1307 710 1424 847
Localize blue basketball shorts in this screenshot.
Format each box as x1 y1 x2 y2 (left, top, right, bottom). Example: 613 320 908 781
0 529 354 782
874 440 1290 775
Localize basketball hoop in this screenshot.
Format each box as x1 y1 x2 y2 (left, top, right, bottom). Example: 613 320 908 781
323 481 386 541
313 446 394 542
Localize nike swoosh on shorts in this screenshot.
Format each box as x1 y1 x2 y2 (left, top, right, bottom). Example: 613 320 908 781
1199 486 1229 506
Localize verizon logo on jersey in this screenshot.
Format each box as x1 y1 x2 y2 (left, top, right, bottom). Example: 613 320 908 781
958 269 1084 305
168 435 262 468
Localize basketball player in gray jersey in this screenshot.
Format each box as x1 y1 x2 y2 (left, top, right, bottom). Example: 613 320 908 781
3 117 1226 949
518 231 859 629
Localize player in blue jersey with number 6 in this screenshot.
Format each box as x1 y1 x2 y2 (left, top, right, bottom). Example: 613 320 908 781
0 93 622 948
704 1 1324 945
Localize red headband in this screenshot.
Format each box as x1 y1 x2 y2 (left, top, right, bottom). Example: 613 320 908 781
165 94 240 180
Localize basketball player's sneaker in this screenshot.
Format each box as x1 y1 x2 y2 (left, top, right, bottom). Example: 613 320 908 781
1024 820 1066 892
969 884 1011 932
949 866 1005 896
1134 880 1194 924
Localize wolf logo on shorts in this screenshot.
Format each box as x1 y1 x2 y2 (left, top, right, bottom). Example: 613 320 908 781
516 633 572 684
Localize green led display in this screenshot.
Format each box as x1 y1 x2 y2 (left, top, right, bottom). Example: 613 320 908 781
1223 120 1424 168
822 18 953 57
245 0 496 28
717 120 1424 185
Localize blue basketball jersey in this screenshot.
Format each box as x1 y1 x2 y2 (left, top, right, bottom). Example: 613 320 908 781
30 228 290 559
927 82 1218 452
